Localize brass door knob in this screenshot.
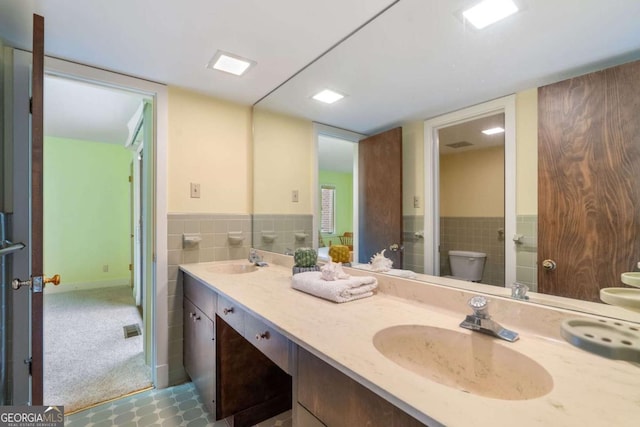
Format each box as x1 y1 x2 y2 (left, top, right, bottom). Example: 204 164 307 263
542 259 557 271
45 274 61 286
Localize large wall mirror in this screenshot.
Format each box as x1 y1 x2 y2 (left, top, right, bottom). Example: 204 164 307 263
252 0 640 322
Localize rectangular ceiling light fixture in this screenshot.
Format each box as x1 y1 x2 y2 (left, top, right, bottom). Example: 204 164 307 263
312 89 345 104
482 126 505 135
463 0 518 29
206 50 256 76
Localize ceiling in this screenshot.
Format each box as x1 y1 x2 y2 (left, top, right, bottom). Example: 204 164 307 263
2 0 640 140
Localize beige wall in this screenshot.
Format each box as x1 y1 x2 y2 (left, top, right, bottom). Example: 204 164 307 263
402 121 425 215
253 108 314 214
168 86 251 213
516 88 538 215
440 146 505 217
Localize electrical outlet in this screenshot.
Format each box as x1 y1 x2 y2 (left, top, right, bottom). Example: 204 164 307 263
413 196 420 208
190 183 201 198
103 264 109 273
292 190 299 202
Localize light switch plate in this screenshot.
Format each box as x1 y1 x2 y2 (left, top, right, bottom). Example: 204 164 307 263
413 196 420 208
190 183 201 198
292 190 299 202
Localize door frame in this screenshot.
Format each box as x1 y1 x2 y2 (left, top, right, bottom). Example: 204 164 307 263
313 123 365 262
423 95 516 286
8 50 170 403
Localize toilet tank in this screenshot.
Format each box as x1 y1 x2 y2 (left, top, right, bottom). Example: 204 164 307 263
449 250 486 281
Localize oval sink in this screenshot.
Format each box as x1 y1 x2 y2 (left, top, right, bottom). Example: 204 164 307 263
373 325 553 400
206 263 258 274
621 272 640 288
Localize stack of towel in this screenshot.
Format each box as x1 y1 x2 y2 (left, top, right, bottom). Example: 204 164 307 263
291 260 377 303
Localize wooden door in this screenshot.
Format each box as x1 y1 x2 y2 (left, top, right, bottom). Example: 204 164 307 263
358 127 403 267
31 13 45 405
538 59 640 301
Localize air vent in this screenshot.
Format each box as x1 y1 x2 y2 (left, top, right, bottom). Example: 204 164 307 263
445 141 473 149
123 324 142 339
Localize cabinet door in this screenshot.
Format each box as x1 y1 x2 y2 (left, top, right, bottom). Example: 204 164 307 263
183 299 197 378
184 298 216 413
297 348 427 427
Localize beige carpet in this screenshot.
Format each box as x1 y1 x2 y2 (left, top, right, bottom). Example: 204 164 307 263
44 285 151 412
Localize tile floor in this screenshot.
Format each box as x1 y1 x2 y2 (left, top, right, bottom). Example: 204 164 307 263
65 382 292 427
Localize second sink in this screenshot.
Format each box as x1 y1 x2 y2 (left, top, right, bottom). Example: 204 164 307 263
206 262 259 274
373 325 553 400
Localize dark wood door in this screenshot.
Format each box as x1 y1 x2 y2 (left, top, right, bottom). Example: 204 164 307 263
538 59 640 301
31 13 45 405
358 127 403 267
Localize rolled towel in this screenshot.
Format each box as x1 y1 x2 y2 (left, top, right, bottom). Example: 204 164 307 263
291 271 377 303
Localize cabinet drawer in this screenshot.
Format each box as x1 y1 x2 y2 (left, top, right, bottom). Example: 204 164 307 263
244 314 290 374
184 273 216 319
216 294 244 335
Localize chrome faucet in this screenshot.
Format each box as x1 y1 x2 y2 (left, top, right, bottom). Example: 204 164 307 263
248 249 264 265
459 296 519 342
510 281 529 300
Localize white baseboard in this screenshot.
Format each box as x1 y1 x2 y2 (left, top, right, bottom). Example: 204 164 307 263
44 278 131 294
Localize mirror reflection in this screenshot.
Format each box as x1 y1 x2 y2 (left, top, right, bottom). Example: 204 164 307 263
437 113 506 287
251 0 640 321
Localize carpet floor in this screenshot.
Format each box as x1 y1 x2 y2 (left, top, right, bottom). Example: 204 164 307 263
44 285 152 413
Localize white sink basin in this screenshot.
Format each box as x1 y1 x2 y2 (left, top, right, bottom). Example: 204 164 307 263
206 263 258 274
600 288 640 312
621 272 640 288
373 325 553 400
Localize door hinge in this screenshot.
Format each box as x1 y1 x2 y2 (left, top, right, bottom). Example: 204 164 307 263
29 97 33 114
24 357 32 376
129 264 133 271
128 175 133 183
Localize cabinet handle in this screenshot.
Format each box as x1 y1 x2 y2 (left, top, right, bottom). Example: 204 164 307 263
255 331 270 341
189 312 196 317
223 307 234 315
193 315 201 322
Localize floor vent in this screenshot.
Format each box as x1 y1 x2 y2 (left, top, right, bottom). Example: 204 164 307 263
123 324 142 339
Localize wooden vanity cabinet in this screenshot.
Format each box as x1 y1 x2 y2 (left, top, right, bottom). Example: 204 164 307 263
296 347 428 427
183 273 292 427
183 276 217 413
183 298 215 413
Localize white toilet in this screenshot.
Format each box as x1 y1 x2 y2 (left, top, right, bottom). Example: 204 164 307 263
448 250 486 282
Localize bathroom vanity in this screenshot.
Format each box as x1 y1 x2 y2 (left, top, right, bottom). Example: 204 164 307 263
180 255 640 427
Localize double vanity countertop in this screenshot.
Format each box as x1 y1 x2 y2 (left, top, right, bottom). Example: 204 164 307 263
180 258 640 427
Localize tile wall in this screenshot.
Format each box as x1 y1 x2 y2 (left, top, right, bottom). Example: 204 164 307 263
515 215 538 291
252 214 314 254
402 215 425 273
166 213 252 385
439 216 505 286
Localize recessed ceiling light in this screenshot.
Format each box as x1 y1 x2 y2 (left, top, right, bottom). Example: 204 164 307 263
312 89 345 104
206 50 256 76
463 0 518 29
482 127 505 135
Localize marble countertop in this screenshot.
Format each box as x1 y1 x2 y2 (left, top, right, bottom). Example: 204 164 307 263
180 259 640 427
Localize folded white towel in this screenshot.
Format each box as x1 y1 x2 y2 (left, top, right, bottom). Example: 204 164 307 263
291 271 377 303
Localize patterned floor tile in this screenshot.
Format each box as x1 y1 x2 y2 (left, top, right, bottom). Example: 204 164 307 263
65 382 292 427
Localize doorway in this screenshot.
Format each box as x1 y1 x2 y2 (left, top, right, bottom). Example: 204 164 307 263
437 113 506 286
314 124 363 262
424 96 516 287
42 75 152 411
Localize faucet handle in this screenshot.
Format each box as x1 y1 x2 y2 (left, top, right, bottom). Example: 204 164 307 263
468 295 490 318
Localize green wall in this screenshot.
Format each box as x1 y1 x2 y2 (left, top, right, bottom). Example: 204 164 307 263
44 137 132 289
319 170 353 246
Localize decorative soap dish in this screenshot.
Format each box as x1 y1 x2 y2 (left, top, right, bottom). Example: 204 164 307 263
560 318 640 362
